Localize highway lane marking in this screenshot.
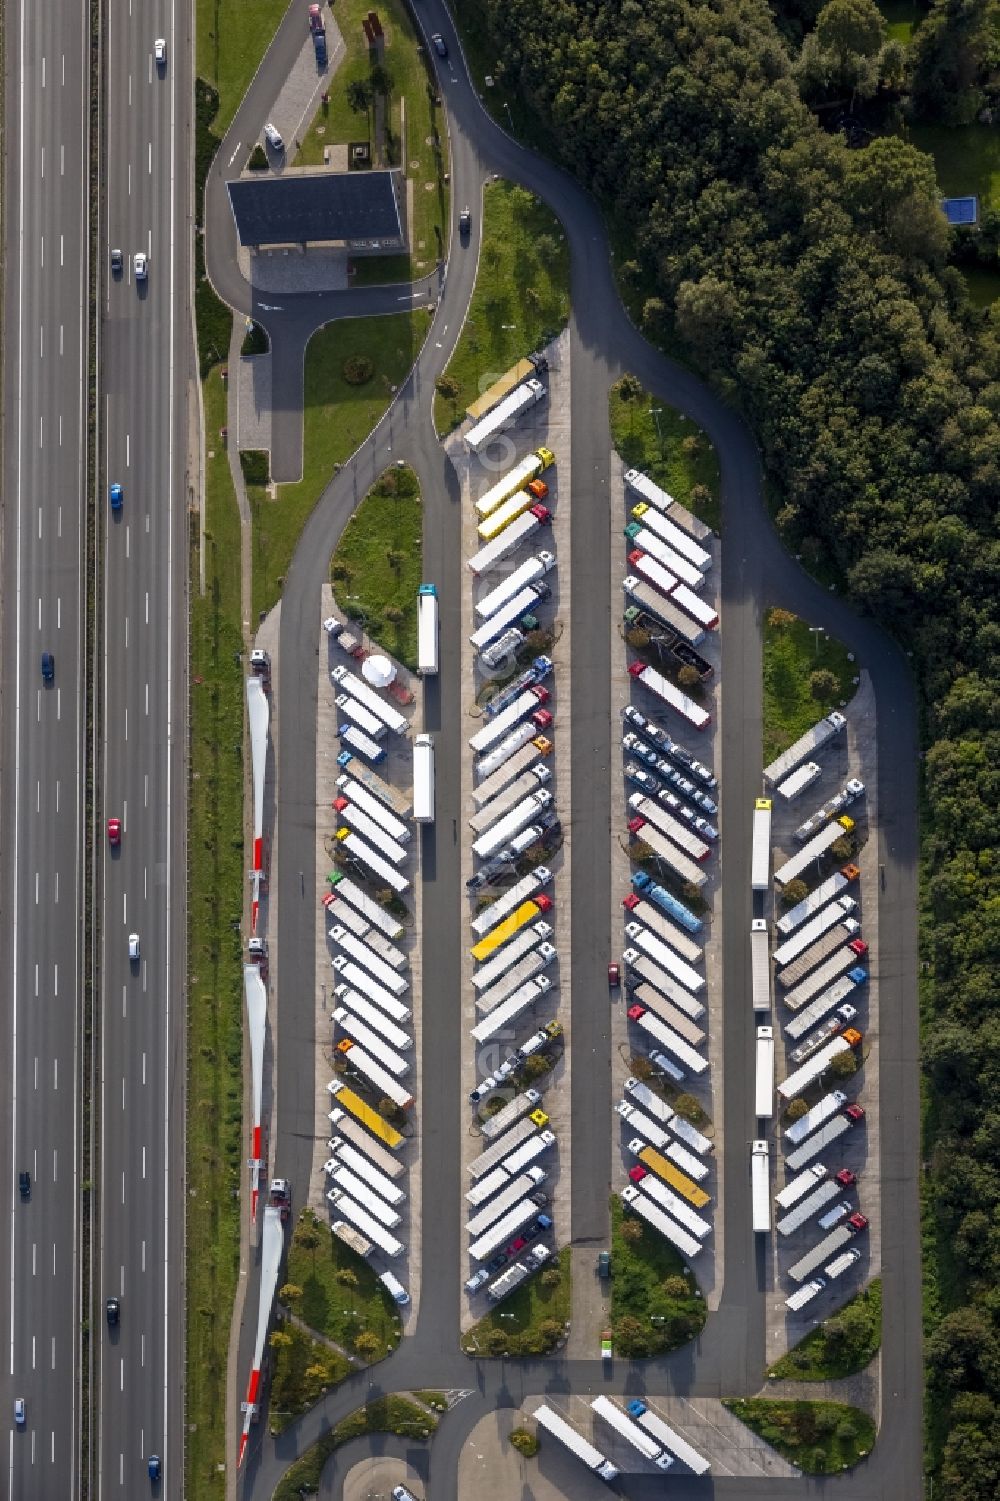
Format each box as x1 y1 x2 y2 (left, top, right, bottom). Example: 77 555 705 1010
141 1334 145 1367
60 145 64 178
34 965 38 998
60 233 64 266
50 1335 55 1370
31 1243 35 1276
54 963 58 996
126 524 130 559
145 590 149 623
57 687 61 720
125 432 130 467
145 682 148 715
34 871 38 905
120 1357 124 1392
39 234 43 265
228 142 242 166
122 1077 125 1112
144 774 148 807
54 871 58 904
39 325 43 359
37 596 41 628
141 1239 145 1273
57 504 62 537
122 985 126 1019
144 866 147 900
123 893 127 925
52 1149 56 1182
38 414 43 447
142 1146 146 1179
123 798 127 830
37 507 41 539
128 163 131 196
40 146 44 180
41 56 45 87
121 1172 125 1205
55 779 59 812
35 780 39 812
142 1053 146 1086
148 141 152 175
31 1336 35 1370
59 413 62 445
53 1059 57 1091
124 708 128 741
33 1058 37 1089
59 324 63 355
125 615 129 648
57 597 61 629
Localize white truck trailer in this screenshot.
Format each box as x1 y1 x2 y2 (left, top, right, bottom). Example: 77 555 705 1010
786 1114 856 1172
623 576 706 647
330 666 409 736
329 928 408 996
336 1043 414 1113
335 829 409 894
624 1075 673 1124
475 947 556 1014
751 919 771 1012
751 1140 770 1233
776 869 852 935
327 1167 401 1228
331 962 411 1022
631 1008 708 1075
628 548 677 599
785 1279 826 1312
474 721 544 780
332 1010 410 1076
334 759 411 818
783 948 860 1012
621 1183 703 1260
470 867 552 938
665 1140 709 1181
624 949 706 1020
532 1405 619 1484
629 502 712 572
773 817 852 888
335 776 410 845
412 733 435 824
416 584 439 675
332 991 410 1045
591 1397 673 1470
479 1088 543 1141
776 1179 841 1236
773 897 858 967
465 377 546 454
624 922 705 994
502 1128 556 1175
775 1163 827 1210
764 711 847 787
777 1037 852 1100
476 553 556 621
627 527 705 591
615 1100 670 1151
825 1247 862 1280
751 798 772 891
668 1113 713 1156
634 1407 712 1476
627 794 710 861
622 898 702 964
469 1120 544 1180
629 819 708 888
777 761 822 802
637 1172 712 1239
468 767 551 836
471 977 552 1043
469 584 548 652
469 692 550 754
465 1169 547 1236
632 984 706 1048
671 581 719 630
326 1191 403 1259
472 742 550 806
472 924 553 992
337 723 387 764
335 693 389 742
785 1091 848 1145
787 1226 855 1283
468 1199 542 1262
628 662 710 730
333 802 409 865
469 504 549 575
755 1027 774 1118
786 973 865 1042
325 1142 406 1205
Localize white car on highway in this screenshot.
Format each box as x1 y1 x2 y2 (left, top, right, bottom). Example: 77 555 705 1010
154 38 166 66
134 251 148 281
128 933 141 962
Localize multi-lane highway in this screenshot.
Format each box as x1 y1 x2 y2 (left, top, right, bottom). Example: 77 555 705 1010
97 4 188 1495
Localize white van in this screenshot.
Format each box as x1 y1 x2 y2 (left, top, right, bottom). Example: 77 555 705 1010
378 1270 410 1306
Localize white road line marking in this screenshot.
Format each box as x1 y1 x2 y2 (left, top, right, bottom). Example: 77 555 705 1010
53 1059 57 1091
33 1058 37 1089
145 591 149 624
142 1054 146 1086
52 1149 56 1182
50 1335 55 1369
31 1243 35 1276
142 1147 146 1179
31 1337 35 1370
37 507 41 539
122 1077 125 1112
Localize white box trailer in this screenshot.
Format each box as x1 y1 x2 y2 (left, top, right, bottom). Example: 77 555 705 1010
634 1408 712 1476
325 897 370 939
591 1397 673 1470
783 948 859 1012
326 1142 406 1205
630 820 708 888
615 1100 670 1150
333 990 411 1045
354 926 406 971
776 1179 841 1236
334 802 409 865
416 584 439 675
632 1009 708 1075
777 870 851 935
502 1129 556 1176
328 1167 401 1227
785 1090 848 1145
470 867 552 938
327 1191 403 1258
628 527 705 591
751 1140 770 1233
671 582 719 631
630 503 712 572
632 984 705 1048
623 899 702 963
774 897 858 967
327 1119 405 1179
825 1248 862 1280
476 553 556 621
751 919 771 1013
329 928 409 996
628 663 710 730
469 1118 538 1179
786 1115 853 1172
624 923 705 994
751 799 772 891
629 549 677 598
336 830 409 893
775 1164 827 1210
468 1198 540 1261
623 950 705 1020
475 947 555 1014
623 576 706 647
335 693 389 741
469 692 549 754
473 743 548 806
475 723 546 781
787 1226 854 1283
777 761 822 802
627 795 710 861
412 733 435 824
532 1406 618 1484
469 585 547 652
337 1044 414 1113
338 723 387 764
330 666 409 736
624 467 674 513
472 923 552 991
328 878 404 942
786 974 864 1042
469 507 542 575
466 1169 546 1236
755 1026 774 1118
764 711 847 787
621 1183 703 1260
332 963 411 1023
623 1076 673 1125
465 377 546 454
335 776 410 845
773 819 848 888
785 1279 826 1312
465 1166 511 1207
471 977 551 1043
668 1113 713 1156
468 767 550 836
665 1140 709 1182
480 1088 543 1141
637 1172 712 1239
332 1011 410 1075
777 1036 851 1099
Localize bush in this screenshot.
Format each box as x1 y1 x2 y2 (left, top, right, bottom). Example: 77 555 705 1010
240 450 269 486
247 143 268 170
781 879 809 906
784 1097 809 1122
241 321 269 357
343 354 375 385
510 1427 540 1457
673 1093 706 1125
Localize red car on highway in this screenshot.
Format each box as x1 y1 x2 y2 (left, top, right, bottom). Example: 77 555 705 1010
107 817 121 847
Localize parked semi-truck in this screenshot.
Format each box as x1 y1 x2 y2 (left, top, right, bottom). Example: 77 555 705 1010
532 1405 619 1484
751 919 771 1013
777 1036 853 1100
786 970 867 1042
465 355 547 421
774 897 858 968
330 666 409 736
627 794 710 860
632 870 703 932
630 501 712 572
623 576 706 647
629 1404 712 1476
471 976 553 1043
335 776 410 846
469 1118 546 1179
621 1183 703 1260
465 1168 547 1236
329 927 408 995
628 1006 708 1075
623 950 705 1020
469 767 552 837
628 547 677 599
470 897 552 961
333 800 409 864
470 866 552 939
665 1139 709 1181
624 922 705 994
465 1132 556 1204
335 828 409 893
628 661 710 730
785 1279 827 1312
477 489 545 544
468 689 551 756
785 1105 864 1172
417 584 439 675
331 960 410 1022
486 1244 551 1302
634 1170 712 1239
751 1139 770 1233
465 378 546 454
777 761 822 802
671 581 719 631
412 733 435 824
615 1100 670 1150
622 895 703 963
483 656 553 717
476 554 556 621
475 947 556 1014
794 780 866 842
787 1225 858 1284
326 1079 404 1149
624 522 705 591
751 798 772 891
630 1145 711 1207
327 1120 405 1179
468 1198 544 1261
775 1163 828 1210
337 723 386 764
473 740 552 808
472 448 555 519
469 584 549 653
628 819 708 888
783 946 863 1012
325 1142 406 1205
475 722 547 780
472 922 553 991
332 1011 409 1076
773 816 855 888
331 1220 373 1259
776 867 857 935
785 1091 850 1146
825 1247 862 1280
479 1088 544 1141
764 711 847 787
326 1190 403 1258
755 1027 774 1118
631 985 705 1047
333 990 410 1045
776 1179 841 1237
591 1396 673 1470
334 693 388 742
778 917 862 986
336 1041 414 1112
470 504 551 573
623 1075 672 1125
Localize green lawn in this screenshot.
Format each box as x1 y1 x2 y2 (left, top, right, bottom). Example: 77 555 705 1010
269 1321 350 1434
330 466 423 670
609 376 721 533
762 608 858 766
879 0 922 44
273 1396 437 1501
610 1195 706 1358
186 368 246 1501
907 121 1000 213
196 0 288 136
433 181 571 432
251 310 427 618
288 1209 402 1358
295 0 449 286
461 1246 571 1357
767 1280 882 1382
723 1398 875 1473
961 265 1000 307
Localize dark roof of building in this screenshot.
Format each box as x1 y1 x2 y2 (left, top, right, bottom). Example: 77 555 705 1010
227 170 402 247
941 195 979 226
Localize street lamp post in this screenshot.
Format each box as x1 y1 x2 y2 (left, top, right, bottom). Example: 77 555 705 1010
809 625 825 659
651 405 665 460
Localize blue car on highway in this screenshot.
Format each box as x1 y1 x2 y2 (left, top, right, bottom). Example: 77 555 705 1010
110 482 123 512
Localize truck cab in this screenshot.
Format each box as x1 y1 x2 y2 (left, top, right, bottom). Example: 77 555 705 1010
269 1179 291 1222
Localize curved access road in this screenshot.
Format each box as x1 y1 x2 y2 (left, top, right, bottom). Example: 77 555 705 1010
218 2 921 1497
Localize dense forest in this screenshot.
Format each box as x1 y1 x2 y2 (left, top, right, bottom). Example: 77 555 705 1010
479 0 1000 1490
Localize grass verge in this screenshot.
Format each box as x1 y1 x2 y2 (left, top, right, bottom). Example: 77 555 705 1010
196 0 288 135
251 310 427 619
186 367 245 1501
288 1208 402 1356
762 608 859 767
767 1279 882 1382
295 0 449 285
609 376 722 533
433 181 570 433
331 466 423 670
461 1246 571 1357
723 1397 875 1473
272 1395 437 1500
269 1321 351 1434
610 1195 706 1357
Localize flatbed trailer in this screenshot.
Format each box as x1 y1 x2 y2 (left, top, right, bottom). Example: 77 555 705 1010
751 919 771 1012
